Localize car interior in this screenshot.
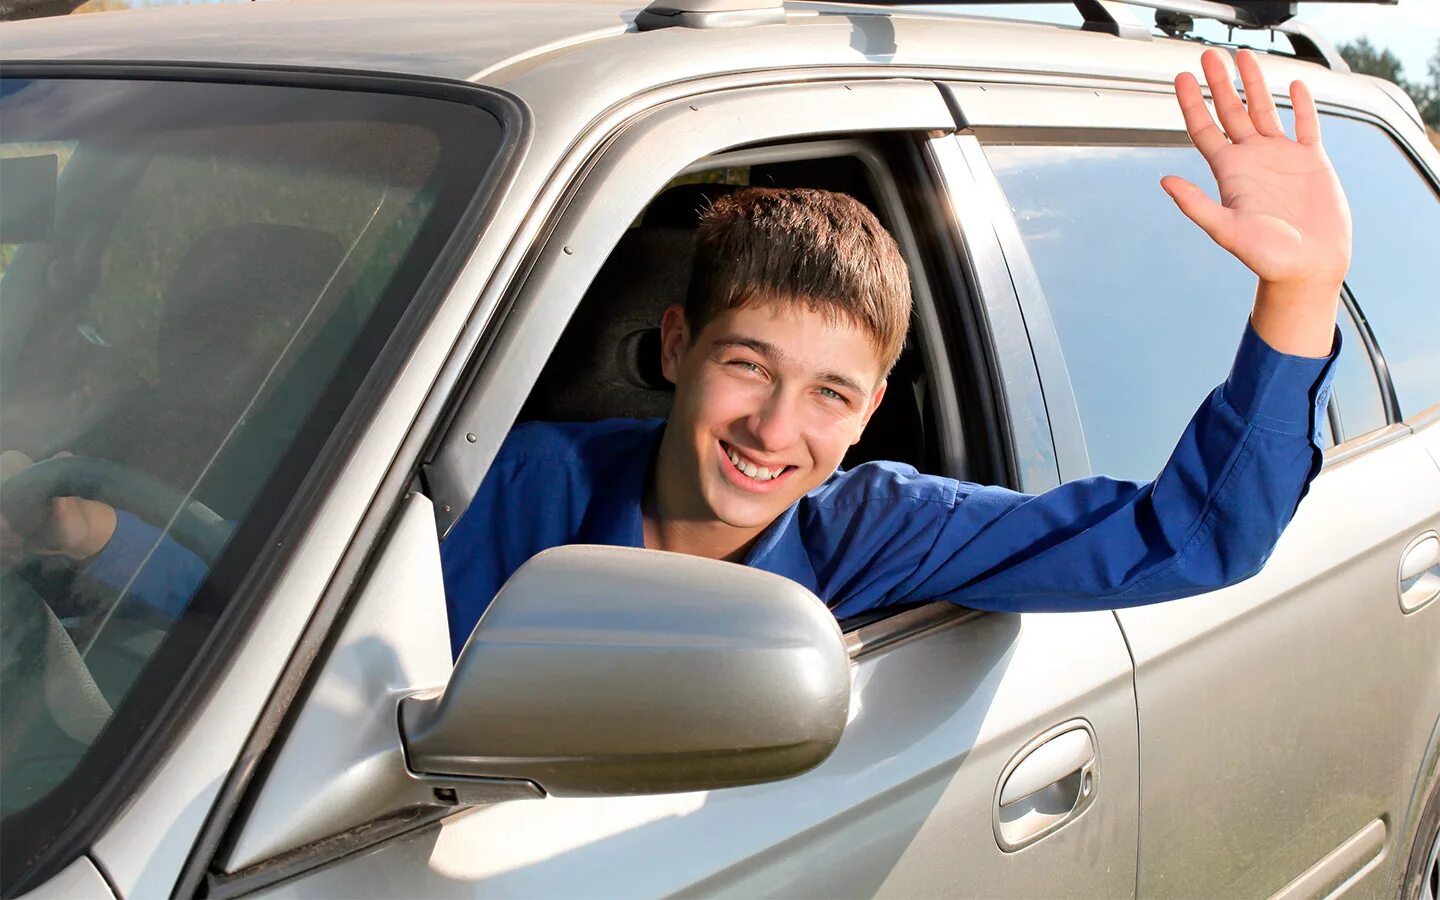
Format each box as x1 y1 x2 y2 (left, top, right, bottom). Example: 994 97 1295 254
517 147 945 477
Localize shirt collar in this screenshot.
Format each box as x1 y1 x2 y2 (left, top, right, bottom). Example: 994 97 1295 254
596 418 820 594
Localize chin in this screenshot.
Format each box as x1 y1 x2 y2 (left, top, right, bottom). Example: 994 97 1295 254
709 495 792 530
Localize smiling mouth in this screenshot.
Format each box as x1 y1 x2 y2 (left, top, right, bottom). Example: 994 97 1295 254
719 440 794 484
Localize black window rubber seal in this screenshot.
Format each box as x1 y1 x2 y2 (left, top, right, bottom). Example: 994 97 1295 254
0 60 528 900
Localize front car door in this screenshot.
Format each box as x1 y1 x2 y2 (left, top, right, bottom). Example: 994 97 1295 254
213 76 1143 898
0 68 520 898
946 65 1440 897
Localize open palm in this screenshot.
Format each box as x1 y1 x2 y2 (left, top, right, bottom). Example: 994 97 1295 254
1163 48 1352 288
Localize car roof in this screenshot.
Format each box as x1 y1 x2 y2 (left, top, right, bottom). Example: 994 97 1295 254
0 0 636 82
4 0 1399 174
2 0 1371 94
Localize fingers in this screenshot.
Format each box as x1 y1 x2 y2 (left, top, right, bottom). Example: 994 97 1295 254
1161 175 1236 249
1236 49 1284 136
1201 48 1256 142
1291 78 1321 145
1175 71 1228 158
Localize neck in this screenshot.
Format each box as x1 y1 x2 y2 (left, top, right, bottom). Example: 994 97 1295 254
644 432 766 563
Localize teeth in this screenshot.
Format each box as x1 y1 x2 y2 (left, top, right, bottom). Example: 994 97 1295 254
726 445 783 482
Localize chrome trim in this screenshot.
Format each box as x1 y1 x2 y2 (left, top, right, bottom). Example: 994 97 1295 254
1321 422 1411 469
845 601 985 660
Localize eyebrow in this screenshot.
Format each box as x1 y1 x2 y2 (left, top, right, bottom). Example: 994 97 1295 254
710 335 869 397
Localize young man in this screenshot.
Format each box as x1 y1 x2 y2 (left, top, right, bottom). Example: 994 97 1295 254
2 49 1348 657
439 49 1349 655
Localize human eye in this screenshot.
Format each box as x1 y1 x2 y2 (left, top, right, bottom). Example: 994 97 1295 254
729 359 764 375
817 386 850 405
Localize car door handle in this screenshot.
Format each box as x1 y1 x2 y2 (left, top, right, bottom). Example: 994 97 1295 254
1400 532 1440 614
993 721 1098 851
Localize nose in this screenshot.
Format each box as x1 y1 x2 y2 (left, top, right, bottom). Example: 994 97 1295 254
744 388 801 452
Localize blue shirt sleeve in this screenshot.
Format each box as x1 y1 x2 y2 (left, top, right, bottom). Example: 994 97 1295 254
83 509 208 618
439 422 602 656
812 322 1339 614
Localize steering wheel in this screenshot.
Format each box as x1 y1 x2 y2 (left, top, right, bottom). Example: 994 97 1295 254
0 455 232 565
0 572 113 816
0 458 231 792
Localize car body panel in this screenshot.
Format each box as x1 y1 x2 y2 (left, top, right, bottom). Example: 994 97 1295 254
256 610 1139 899
3 3 1437 897
1113 434 1440 897
14 855 114 900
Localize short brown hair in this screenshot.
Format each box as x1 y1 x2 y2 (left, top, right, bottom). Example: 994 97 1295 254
686 187 911 372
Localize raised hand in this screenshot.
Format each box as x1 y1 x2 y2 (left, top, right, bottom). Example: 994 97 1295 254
1163 48 1351 358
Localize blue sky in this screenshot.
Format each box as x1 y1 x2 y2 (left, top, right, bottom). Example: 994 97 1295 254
1304 2 1438 81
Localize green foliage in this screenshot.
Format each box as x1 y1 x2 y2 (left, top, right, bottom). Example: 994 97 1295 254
1338 37 1440 130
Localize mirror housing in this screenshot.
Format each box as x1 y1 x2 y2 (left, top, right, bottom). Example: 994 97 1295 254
400 545 850 796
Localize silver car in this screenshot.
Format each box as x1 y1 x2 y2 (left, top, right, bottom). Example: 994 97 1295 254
1 0 1438 897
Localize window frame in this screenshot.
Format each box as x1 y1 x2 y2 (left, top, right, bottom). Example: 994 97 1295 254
0 63 524 899
420 76 1042 653
946 80 1415 480
1312 106 1440 424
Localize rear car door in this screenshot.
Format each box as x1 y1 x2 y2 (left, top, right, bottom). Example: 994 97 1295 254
213 77 1143 898
947 72 1440 898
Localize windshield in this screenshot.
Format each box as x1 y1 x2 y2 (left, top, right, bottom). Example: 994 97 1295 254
0 74 503 888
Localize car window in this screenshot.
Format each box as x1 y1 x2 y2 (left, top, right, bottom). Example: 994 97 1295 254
1319 114 1440 417
1331 304 1388 440
984 142 1259 481
0 75 502 887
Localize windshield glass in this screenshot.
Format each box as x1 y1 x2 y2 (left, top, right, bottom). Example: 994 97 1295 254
0 75 502 885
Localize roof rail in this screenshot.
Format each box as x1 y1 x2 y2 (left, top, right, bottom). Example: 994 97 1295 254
636 0 1394 72
894 0 1395 70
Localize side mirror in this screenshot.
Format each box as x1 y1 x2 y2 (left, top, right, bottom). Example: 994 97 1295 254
400 545 850 796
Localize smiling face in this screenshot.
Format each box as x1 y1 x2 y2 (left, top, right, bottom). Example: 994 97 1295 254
649 298 888 558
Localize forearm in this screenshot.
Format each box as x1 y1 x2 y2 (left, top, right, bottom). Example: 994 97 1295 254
84 510 208 618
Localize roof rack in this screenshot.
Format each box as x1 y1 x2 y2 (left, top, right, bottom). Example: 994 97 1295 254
887 0 1396 69
636 0 1398 72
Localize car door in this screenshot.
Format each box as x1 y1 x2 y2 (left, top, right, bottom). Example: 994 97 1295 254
946 74 1440 898
0 71 520 900
209 77 1143 898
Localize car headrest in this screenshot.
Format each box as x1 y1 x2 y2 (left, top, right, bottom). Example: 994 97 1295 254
522 226 694 423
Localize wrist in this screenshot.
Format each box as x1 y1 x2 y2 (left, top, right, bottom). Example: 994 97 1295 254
1250 278 1342 359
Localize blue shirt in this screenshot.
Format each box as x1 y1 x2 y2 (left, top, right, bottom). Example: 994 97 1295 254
441 323 1337 657
85 509 209 619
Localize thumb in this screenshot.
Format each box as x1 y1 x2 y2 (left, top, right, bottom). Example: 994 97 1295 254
1161 176 1235 250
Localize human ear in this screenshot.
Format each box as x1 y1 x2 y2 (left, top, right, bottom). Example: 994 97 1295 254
852 378 888 445
658 305 689 385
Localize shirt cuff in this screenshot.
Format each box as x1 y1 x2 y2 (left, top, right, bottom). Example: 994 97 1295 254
1221 320 1340 437
83 509 163 591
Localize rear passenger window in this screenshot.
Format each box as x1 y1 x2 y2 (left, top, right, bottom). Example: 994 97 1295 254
985 143 1256 481
1331 305 1388 440
1320 115 1440 417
